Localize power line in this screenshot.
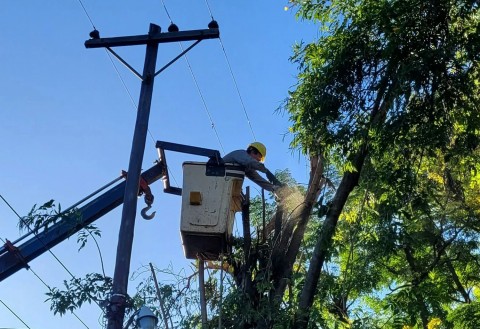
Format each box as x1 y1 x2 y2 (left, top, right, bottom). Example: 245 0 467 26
216 40 257 141
101 37 181 189
76 0 96 30
0 195 96 328
76 0 160 150
157 0 226 197
203 0 257 141
180 47 225 154
1 3 190 329
160 0 174 23
162 0 258 143
103 50 158 147
0 298 32 329
159 0 225 153
100 24 183 187
0 236 89 328
77 0 183 195
78 0 235 180
0 194 87 281
26 266 91 329
0 194 22 219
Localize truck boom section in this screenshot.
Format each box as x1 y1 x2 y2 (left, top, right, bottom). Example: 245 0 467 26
0 140 222 281
0 162 165 281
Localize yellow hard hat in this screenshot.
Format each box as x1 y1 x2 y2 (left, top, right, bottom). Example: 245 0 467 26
248 142 267 162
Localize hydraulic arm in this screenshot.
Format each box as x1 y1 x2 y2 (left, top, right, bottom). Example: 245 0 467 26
0 162 164 281
0 140 222 281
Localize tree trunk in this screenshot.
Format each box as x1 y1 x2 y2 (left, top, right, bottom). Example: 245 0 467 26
272 155 326 299
446 259 471 303
414 291 430 329
292 148 368 329
291 58 399 328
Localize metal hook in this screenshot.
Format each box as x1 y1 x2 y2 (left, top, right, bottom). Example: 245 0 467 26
141 205 156 220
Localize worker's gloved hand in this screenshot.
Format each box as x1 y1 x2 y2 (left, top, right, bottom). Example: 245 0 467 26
272 185 283 201
266 170 276 183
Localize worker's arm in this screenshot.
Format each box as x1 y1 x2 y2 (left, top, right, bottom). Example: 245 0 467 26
223 150 268 173
223 150 278 191
245 170 275 192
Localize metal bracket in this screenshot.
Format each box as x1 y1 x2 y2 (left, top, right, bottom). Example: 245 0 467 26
156 140 223 196
3 240 30 271
205 157 226 177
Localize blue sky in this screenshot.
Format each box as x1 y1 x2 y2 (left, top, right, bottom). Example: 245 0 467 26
0 1 317 328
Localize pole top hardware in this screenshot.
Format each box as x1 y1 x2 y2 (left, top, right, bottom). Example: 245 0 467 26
168 23 179 32
85 27 219 49
208 20 219 29
89 29 100 39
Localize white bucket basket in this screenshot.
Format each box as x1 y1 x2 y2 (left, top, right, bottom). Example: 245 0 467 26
180 161 245 260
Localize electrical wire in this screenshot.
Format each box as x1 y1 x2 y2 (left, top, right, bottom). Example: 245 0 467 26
81 0 257 176
78 0 182 190
1 234 89 328
76 0 96 30
0 2 214 328
0 298 32 329
0 195 99 327
102 53 184 198
159 0 225 154
160 0 174 22
73 2 260 325
77 0 159 150
111 4 259 315
81 0 254 188
204 0 257 141
103 48 183 188
217 39 257 141
165 0 259 146
0 194 22 219
0 194 97 283
103 50 158 147
180 47 225 154
28 266 91 329
72 0 192 323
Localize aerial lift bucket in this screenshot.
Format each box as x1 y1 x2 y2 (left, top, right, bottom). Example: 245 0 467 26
180 161 244 260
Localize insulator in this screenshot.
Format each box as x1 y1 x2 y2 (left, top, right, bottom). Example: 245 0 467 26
168 23 179 32
208 20 219 29
89 29 100 39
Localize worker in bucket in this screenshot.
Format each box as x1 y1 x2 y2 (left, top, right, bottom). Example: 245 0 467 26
223 142 282 193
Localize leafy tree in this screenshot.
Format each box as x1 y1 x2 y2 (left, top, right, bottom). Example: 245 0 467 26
285 0 480 327
21 1 480 328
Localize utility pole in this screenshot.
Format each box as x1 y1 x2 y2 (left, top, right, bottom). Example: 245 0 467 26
85 22 219 329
